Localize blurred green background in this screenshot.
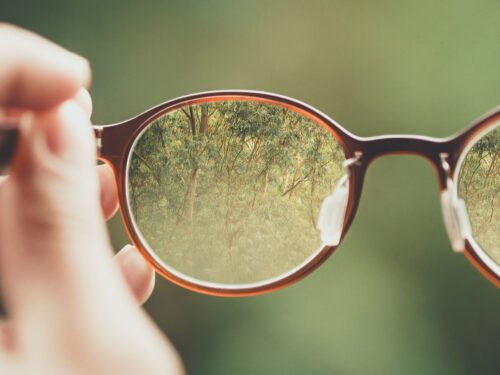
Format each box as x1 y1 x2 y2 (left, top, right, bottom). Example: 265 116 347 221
3 0 499 373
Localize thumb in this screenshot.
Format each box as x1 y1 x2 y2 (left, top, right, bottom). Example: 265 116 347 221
0 102 134 350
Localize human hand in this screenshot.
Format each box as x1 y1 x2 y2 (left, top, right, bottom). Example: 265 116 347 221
0 24 183 374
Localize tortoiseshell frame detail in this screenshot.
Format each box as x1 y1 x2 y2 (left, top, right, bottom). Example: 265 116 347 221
89 90 499 296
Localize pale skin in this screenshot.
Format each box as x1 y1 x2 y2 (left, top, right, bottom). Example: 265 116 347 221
0 24 184 374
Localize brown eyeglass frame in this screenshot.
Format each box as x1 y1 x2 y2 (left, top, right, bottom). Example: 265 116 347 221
1 90 499 295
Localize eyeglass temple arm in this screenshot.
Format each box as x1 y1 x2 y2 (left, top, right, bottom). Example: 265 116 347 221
0 126 104 171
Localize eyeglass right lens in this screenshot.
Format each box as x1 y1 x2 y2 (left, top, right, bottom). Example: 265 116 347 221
458 123 499 265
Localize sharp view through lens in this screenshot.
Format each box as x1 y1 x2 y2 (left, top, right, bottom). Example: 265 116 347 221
458 125 499 264
128 100 346 284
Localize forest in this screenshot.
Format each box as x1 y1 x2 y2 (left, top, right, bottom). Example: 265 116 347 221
128 100 346 284
458 125 499 264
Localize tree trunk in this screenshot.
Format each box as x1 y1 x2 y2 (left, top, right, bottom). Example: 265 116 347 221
482 149 499 188
289 150 302 200
188 106 196 136
262 169 269 194
200 106 209 135
282 170 290 193
186 168 199 222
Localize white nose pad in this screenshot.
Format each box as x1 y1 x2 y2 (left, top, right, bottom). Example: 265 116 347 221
440 178 472 252
317 175 350 246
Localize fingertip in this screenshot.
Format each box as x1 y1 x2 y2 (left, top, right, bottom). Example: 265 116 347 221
74 88 93 118
97 164 119 219
79 57 92 88
43 100 94 163
115 245 155 305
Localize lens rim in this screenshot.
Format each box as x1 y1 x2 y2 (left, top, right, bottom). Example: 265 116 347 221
116 91 361 296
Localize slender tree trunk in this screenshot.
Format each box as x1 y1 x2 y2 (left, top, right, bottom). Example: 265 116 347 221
282 170 290 193
482 150 499 188
262 169 269 194
309 170 317 228
182 106 209 224
188 106 196 136
289 150 302 200
186 167 199 222
200 106 209 135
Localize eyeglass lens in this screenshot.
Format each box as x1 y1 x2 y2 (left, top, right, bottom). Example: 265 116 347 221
126 100 346 285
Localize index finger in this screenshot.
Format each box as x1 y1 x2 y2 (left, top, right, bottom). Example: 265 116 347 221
0 24 91 110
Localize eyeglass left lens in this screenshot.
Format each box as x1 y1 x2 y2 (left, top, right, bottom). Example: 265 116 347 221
126 98 346 286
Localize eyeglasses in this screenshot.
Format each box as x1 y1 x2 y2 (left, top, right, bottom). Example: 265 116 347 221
1 91 498 295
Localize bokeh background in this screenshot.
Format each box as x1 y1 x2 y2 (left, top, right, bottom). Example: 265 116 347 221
2 1 499 373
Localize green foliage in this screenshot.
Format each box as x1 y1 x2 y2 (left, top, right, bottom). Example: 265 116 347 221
128 100 345 283
458 125 499 264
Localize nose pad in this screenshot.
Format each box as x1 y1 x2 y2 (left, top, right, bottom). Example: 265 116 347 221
440 177 472 252
317 175 350 246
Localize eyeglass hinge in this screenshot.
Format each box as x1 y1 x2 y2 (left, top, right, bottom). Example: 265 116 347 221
439 152 452 177
342 151 363 176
